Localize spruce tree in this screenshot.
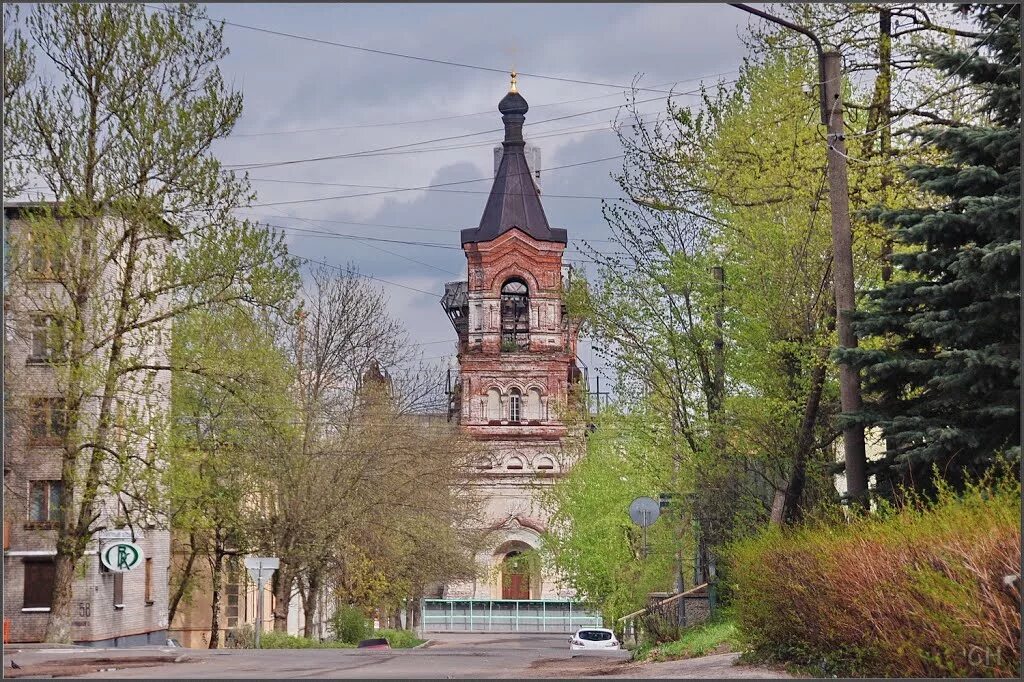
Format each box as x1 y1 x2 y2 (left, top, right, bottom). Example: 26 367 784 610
844 3 1020 494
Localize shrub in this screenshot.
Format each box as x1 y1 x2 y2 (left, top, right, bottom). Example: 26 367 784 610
726 469 1021 677
330 605 370 644
373 628 424 649
640 613 740 662
226 625 254 649
257 632 354 649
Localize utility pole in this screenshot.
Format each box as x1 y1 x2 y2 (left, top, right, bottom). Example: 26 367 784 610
730 3 868 507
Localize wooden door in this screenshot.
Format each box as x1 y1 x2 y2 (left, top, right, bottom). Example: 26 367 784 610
502 571 529 600
502 552 530 600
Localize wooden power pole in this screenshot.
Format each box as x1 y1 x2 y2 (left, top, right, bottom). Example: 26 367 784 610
729 4 869 506
821 51 868 506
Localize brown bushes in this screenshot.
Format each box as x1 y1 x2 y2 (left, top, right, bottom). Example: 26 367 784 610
727 472 1021 677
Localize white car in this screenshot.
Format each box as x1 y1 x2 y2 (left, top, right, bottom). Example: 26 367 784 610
569 627 620 650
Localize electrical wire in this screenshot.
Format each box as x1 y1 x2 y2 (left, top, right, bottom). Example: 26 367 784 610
226 77 731 138
221 91 702 171
290 252 440 296
242 110 664 161
242 211 622 244
843 9 1011 140
243 154 626 208
144 3 728 96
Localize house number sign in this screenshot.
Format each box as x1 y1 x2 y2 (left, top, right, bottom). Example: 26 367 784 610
100 541 143 572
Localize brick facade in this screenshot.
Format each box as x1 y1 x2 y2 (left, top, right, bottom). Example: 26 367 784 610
443 229 582 599
3 205 172 645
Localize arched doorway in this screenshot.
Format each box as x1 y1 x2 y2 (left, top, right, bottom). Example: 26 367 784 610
501 551 531 600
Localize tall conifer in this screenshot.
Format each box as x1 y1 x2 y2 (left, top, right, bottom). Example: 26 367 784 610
844 4 1020 493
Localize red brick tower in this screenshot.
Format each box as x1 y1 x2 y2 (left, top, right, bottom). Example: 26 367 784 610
441 75 582 599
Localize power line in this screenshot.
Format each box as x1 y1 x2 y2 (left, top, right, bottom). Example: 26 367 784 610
145 3 728 96
226 77 731 138
244 154 626 208
243 211 622 244
291 253 440 296
264 210 462 276
844 9 1012 140
239 111 665 166
222 92 696 171
265 221 629 262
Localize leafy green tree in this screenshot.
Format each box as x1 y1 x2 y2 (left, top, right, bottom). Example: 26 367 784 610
543 411 681 624
841 4 1021 494
2 3 32 199
3 4 297 641
166 305 296 648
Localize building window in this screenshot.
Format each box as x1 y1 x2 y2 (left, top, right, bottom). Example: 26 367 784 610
506 456 524 471
29 480 62 523
29 314 65 363
113 572 124 608
527 388 543 420
500 279 529 351
29 233 65 280
24 559 56 609
226 559 239 628
508 389 521 422
144 558 154 605
486 388 501 420
29 397 66 445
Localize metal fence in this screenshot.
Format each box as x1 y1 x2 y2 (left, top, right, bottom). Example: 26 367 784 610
421 599 602 633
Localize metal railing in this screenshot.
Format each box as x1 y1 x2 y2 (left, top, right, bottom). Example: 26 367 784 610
617 583 709 645
421 599 602 633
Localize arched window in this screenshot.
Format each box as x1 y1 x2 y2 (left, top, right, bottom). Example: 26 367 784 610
500 278 529 351
508 388 522 422
486 388 501 420
526 388 542 420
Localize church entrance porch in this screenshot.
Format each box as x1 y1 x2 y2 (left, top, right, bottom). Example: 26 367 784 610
501 551 531 600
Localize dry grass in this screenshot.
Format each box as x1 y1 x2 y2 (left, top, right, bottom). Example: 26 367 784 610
727 470 1021 677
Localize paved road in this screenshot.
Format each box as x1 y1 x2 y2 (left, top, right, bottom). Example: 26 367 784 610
3 633 791 679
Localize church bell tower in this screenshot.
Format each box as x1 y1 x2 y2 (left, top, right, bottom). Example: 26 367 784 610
440 74 582 600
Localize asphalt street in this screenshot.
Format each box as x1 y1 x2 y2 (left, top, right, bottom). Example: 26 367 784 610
3 633 791 679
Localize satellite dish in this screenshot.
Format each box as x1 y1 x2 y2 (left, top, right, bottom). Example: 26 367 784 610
629 497 661 528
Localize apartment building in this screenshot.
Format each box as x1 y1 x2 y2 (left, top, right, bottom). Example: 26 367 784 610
3 202 172 645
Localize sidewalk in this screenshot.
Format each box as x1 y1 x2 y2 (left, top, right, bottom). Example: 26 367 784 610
3 645 192 678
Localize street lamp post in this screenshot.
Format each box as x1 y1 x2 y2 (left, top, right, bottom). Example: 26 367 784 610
729 3 869 507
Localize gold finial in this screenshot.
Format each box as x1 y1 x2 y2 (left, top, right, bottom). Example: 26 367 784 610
509 70 518 94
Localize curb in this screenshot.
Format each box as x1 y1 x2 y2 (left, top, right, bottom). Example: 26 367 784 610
411 639 432 649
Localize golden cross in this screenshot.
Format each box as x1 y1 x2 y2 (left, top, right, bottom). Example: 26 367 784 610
503 44 520 93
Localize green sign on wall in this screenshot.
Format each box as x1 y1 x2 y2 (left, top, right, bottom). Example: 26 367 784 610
100 541 143 572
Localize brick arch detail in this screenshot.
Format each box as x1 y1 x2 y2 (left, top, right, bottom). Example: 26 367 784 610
487 262 541 294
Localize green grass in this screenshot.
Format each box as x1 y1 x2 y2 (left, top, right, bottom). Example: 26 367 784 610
257 632 356 649
641 615 741 662
373 628 425 649
255 629 424 650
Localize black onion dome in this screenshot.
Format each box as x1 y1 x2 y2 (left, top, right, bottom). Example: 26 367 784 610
460 77 567 246
498 90 529 116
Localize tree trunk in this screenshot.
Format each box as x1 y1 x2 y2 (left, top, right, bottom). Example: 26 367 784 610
782 356 828 522
272 562 293 633
877 7 894 283
392 605 403 630
302 571 320 639
769 489 786 524
46 221 141 643
167 533 201 627
209 536 224 649
43 554 77 643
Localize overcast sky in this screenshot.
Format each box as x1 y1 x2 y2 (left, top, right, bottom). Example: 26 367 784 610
206 3 752 387
14 3 753 390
